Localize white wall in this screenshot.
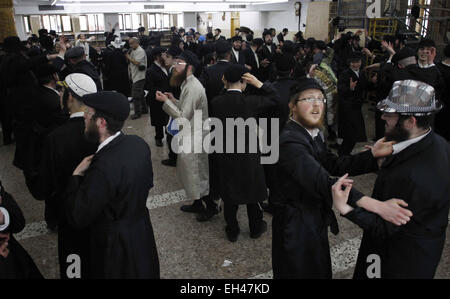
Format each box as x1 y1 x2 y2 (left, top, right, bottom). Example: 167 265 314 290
104 13 119 32
183 12 197 30
14 15 28 40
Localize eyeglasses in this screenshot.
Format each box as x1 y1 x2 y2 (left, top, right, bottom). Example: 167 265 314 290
173 61 187 66
296 97 326 104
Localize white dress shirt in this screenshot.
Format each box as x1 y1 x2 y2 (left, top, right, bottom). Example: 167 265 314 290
96 131 122 153
232 48 240 63
392 129 431 155
70 111 84 119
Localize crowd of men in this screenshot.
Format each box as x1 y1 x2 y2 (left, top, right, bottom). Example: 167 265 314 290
0 23 449 279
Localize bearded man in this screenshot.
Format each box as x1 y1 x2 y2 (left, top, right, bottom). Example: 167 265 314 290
65 91 160 278
271 78 413 279
332 80 450 279
156 50 219 221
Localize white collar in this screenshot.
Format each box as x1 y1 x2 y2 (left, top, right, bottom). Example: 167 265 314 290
96 131 121 153
418 62 435 68
43 84 60 96
70 112 84 119
352 69 360 76
227 89 242 93
392 129 431 155
441 61 450 67
290 117 320 138
218 59 229 63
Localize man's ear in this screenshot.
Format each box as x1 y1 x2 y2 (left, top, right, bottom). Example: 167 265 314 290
406 116 417 129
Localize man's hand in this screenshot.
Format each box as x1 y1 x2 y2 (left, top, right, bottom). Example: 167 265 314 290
260 59 270 67
381 40 396 57
242 73 263 89
365 137 395 158
0 233 10 258
375 199 413 226
155 91 168 102
332 174 354 215
73 155 94 176
350 77 358 90
362 47 372 57
163 92 176 102
245 64 252 71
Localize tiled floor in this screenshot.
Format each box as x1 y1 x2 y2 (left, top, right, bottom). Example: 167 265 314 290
0 104 449 279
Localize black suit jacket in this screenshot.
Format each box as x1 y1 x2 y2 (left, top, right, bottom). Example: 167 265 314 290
345 132 450 279
243 48 262 80
65 133 160 278
146 63 170 127
230 49 246 65
272 120 378 278
258 44 277 81
199 60 230 105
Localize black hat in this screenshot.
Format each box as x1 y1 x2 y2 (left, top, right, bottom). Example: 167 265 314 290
35 63 59 78
49 30 57 36
351 34 361 41
347 51 362 62
81 91 130 121
262 30 272 38
251 38 264 47
282 40 295 53
3 36 24 53
215 28 221 33
215 40 231 54
166 45 182 57
206 32 214 40
290 78 324 98
38 29 48 37
138 27 146 33
316 40 327 51
177 50 200 68
417 38 435 49
392 47 416 64
151 47 167 58
295 31 303 38
224 64 248 83
231 35 242 42
275 54 295 73
239 26 251 34
66 46 85 59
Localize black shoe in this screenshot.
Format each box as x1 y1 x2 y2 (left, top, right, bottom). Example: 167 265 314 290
261 202 273 215
196 207 219 222
180 204 205 214
155 139 163 147
161 159 177 167
225 227 240 242
250 220 267 239
131 114 141 120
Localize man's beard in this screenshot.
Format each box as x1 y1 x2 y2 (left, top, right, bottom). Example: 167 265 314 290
296 110 324 130
265 41 272 46
170 66 188 88
384 121 410 143
233 46 241 51
84 119 100 144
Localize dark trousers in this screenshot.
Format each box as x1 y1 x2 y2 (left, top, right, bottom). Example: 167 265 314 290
192 195 217 210
224 202 263 235
155 125 164 140
131 79 147 115
166 133 177 161
338 138 356 156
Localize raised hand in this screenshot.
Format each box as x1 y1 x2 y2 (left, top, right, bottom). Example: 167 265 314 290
365 137 395 158
350 77 358 90
156 91 168 102
73 155 94 176
331 174 354 215
242 73 263 89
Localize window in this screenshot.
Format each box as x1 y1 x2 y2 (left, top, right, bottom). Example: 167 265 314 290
119 14 124 30
62 16 72 32
132 14 140 30
155 14 161 29
163 14 170 29
79 15 88 31
23 16 31 33
125 14 132 30
42 15 50 31
149 14 156 29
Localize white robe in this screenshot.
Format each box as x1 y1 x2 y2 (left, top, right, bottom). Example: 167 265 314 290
162 75 210 200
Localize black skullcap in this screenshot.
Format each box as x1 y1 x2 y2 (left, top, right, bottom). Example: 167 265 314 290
215 28 221 33
224 64 248 83
316 40 327 51
177 50 200 68
215 40 232 54
38 29 48 37
418 38 436 49
290 78 324 98
262 30 272 38
251 38 264 47
166 45 182 57
138 26 145 33
392 47 416 64
81 91 130 121
206 32 214 39
231 35 242 42
66 46 85 59
275 54 295 73
34 63 59 78
295 31 303 38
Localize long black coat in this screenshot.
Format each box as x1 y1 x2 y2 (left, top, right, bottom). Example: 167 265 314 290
344 132 450 279
35 116 97 278
243 48 262 80
65 133 160 278
102 46 130 97
0 182 43 279
199 60 230 106
337 68 368 142
209 84 279 205
230 49 246 66
258 44 277 82
435 62 450 140
145 63 170 127
272 120 378 279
